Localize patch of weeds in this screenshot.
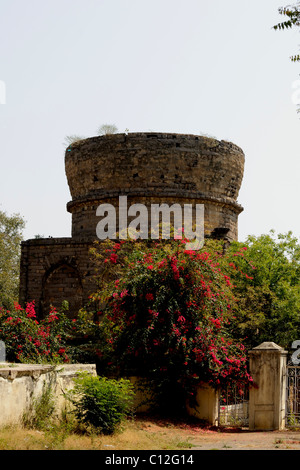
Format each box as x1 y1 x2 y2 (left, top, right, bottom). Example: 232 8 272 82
0 437 10 450
43 424 69 450
22 382 55 431
176 440 195 449
161 437 196 450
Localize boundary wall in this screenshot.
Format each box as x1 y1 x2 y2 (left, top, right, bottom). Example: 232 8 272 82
0 363 96 426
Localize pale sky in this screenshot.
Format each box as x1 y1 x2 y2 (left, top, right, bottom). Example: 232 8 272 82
0 0 299 243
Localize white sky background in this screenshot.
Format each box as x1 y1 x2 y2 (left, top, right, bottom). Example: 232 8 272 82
0 0 299 243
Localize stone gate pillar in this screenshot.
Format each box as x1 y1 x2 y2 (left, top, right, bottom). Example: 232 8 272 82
248 342 288 431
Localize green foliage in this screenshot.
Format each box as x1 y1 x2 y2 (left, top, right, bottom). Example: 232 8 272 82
22 382 55 430
221 231 300 350
87 238 252 413
67 372 135 435
0 301 86 363
273 2 300 62
0 210 25 310
290 54 300 62
85 232 300 402
274 2 300 31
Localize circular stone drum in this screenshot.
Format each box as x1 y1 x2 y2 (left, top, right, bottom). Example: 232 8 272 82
65 132 245 242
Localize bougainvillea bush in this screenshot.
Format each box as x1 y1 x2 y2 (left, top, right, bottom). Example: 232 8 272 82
90 238 253 410
0 301 81 363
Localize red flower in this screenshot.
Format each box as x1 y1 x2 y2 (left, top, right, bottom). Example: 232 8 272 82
47 314 59 322
110 253 118 263
25 301 36 318
14 302 23 311
177 315 186 323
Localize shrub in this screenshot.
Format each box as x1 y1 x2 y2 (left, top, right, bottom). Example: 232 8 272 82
67 372 135 435
88 238 253 411
0 301 77 363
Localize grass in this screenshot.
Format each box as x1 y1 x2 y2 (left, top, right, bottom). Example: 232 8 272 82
0 376 200 450
0 417 198 450
3 416 300 450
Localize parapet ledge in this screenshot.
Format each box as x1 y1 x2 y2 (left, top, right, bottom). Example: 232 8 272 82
0 363 55 380
20 237 94 246
0 363 97 380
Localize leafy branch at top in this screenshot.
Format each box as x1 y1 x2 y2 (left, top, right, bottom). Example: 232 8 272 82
273 2 300 62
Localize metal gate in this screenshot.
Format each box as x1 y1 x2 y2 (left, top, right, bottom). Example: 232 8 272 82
286 365 300 428
218 383 249 427
286 341 300 428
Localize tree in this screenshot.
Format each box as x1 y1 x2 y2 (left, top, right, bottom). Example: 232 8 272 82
0 210 25 309
221 231 300 350
273 2 300 62
88 238 252 412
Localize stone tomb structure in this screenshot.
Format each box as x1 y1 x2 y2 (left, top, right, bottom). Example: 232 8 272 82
19 132 245 317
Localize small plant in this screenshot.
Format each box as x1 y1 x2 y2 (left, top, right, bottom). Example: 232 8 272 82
64 135 86 147
97 123 118 135
286 411 300 428
175 439 195 449
67 372 135 435
23 382 56 430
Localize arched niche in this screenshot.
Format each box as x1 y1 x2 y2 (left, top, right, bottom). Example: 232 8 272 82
41 262 83 318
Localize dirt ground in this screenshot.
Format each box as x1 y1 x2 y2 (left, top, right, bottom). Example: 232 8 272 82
138 417 300 451
1 416 299 451
190 429 300 450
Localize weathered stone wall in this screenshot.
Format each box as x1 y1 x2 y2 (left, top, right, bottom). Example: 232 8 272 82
19 132 245 317
19 238 98 317
0 363 96 427
65 133 244 241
